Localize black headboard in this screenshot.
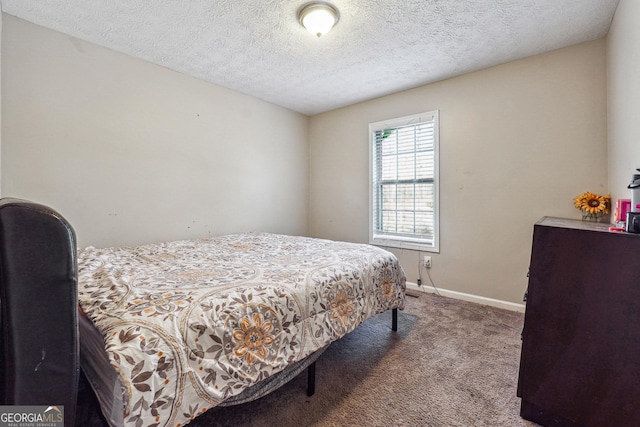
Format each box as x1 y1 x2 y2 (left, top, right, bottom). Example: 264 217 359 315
0 198 79 426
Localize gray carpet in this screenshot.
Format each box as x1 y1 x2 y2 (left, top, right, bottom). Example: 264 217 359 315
78 292 539 426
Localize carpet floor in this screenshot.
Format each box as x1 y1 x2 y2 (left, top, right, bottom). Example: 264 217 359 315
77 292 540 426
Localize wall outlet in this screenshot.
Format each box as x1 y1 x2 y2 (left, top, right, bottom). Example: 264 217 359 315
423 255 432 269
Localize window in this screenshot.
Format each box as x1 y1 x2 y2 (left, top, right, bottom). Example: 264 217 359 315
369 110 439 252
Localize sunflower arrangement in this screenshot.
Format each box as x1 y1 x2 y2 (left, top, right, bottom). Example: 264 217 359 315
573 191 611 220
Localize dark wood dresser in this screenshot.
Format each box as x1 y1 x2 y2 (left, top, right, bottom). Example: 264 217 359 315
517 217 640 426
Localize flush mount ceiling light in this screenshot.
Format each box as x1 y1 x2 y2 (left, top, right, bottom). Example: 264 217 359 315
297 2 340 38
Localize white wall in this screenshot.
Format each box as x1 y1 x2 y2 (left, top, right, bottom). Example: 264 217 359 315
1 15 310 248
608 0 640 204
309 40 608 304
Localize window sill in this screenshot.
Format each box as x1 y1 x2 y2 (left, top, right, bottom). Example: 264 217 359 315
370 236 439 253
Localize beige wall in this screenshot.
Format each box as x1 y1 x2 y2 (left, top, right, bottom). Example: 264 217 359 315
608 0 640 205
1 13 613 305
1 15 309 248
309 40 608 304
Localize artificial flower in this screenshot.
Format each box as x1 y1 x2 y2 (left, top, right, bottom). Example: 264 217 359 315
573 192 611 215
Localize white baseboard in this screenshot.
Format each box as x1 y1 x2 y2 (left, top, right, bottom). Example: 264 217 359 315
406 282 526 313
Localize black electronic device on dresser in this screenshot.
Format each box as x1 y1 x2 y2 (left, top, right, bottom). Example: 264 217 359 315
517 217 640 427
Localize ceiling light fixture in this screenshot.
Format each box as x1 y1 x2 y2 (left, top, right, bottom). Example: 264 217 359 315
297 2 340 38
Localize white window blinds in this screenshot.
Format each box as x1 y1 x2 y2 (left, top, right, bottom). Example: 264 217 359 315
369 111 439 252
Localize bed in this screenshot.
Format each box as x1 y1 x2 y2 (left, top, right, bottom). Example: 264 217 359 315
0 199 406 427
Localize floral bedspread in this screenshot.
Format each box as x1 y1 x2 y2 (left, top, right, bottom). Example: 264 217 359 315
77 233 406 427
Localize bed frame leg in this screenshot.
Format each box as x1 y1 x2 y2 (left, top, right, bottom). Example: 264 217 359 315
307 362 316 396
304 308 396 397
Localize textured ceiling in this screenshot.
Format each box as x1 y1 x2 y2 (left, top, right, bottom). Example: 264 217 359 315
0 0 620 116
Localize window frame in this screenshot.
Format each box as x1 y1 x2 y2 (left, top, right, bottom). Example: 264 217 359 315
368 110 440 253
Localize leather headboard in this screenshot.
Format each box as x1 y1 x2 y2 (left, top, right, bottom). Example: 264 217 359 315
0 198 79 426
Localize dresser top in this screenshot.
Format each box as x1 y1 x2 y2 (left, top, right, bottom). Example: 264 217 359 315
537 216 617 233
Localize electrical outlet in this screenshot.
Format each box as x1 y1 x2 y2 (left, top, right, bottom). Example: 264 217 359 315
423 255 432 269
